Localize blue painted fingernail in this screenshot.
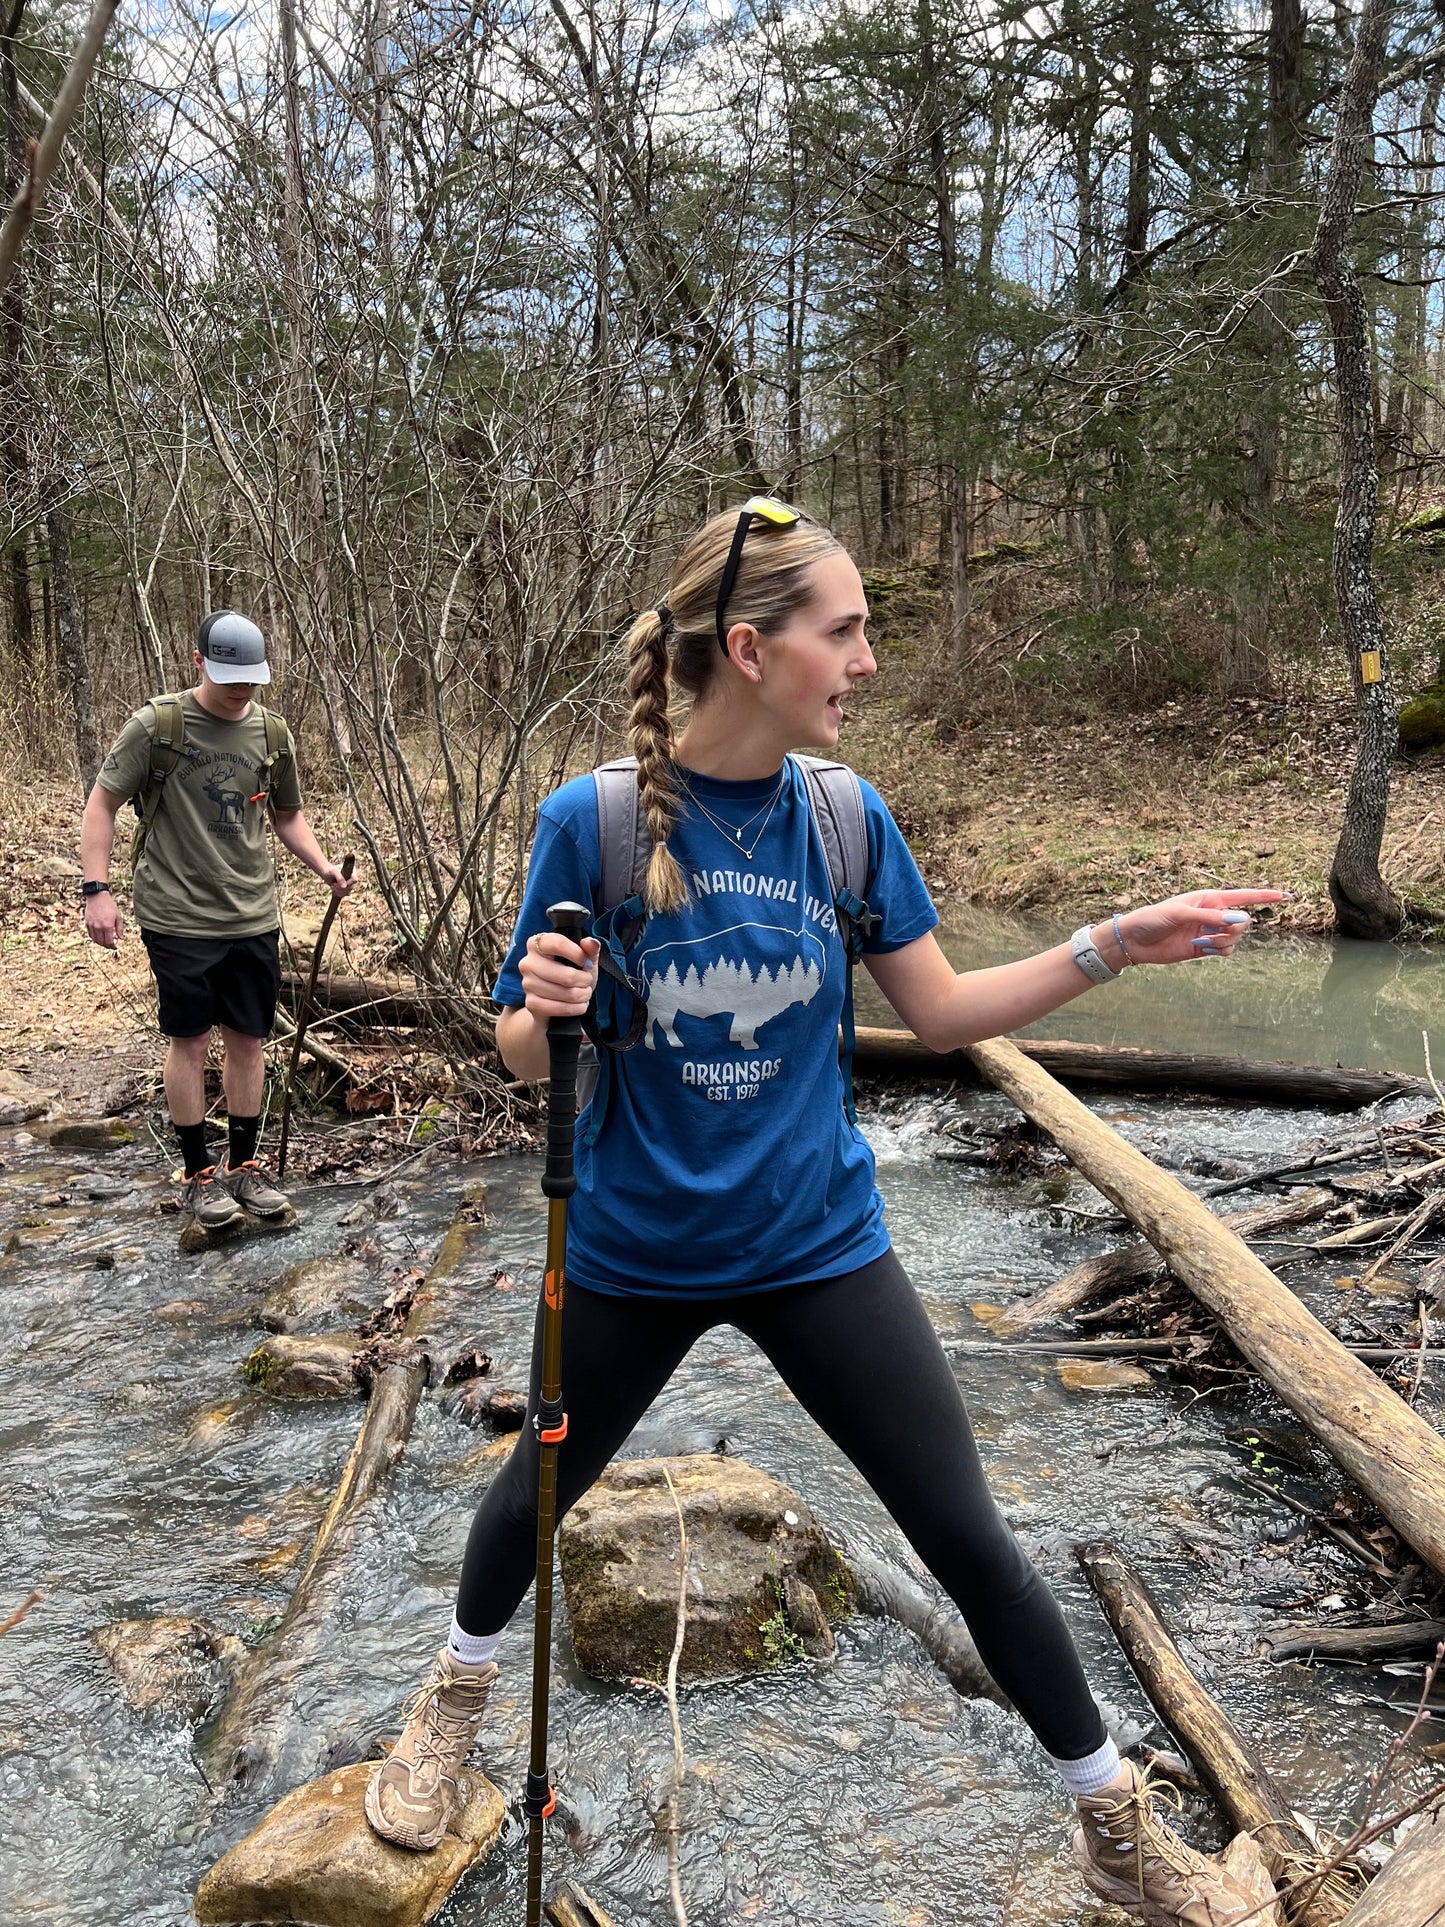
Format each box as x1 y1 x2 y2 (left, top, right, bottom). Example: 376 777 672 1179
1222 911 1250 925
1192 938 1221 952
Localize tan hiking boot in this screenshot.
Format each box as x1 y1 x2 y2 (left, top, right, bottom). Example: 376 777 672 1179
1073 1760 1267 1926
222 1159 290 1218
182 1166 243 1232
364 1648 499 1851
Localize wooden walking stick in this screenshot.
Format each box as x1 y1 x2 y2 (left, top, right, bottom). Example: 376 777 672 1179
275 852 355 1180
526 901 590 1927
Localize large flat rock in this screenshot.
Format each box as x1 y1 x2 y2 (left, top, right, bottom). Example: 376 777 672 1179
193 1760 505 1927
559 1454 853 1681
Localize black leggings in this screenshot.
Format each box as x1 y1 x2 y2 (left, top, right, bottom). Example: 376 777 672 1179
456 1247 1106 1762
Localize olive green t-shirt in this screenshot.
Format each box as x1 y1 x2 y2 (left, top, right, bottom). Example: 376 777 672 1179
96 690 304 938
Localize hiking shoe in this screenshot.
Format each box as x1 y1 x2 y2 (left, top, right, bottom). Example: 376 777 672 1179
182 1167 244 1232
1073 1760 1266 1926
364 1647 499 1851
222 1159 290 1218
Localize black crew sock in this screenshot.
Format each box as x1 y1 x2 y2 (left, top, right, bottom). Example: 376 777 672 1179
228 1113 261 1170
177 1122 211 1179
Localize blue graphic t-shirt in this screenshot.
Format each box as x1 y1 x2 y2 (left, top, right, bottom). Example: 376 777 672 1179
494 759 938 1297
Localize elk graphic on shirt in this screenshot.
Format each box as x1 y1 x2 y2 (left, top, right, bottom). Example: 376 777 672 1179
644 952 821 1049
204 776 247 824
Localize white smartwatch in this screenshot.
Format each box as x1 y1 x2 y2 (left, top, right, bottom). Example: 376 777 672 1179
1070 924 1121 985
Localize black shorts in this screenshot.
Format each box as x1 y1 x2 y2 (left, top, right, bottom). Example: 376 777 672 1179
140 930 281 1039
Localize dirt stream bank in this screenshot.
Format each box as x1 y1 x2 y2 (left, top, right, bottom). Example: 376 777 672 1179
5 700 1444 1102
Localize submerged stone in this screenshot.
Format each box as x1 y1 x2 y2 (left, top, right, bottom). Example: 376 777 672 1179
1056 1359 1155 1393
259 1256 373 1332
92 1615 244 1721
559 1455 854 1682
193 1760 505 1927
243 1334 359 1399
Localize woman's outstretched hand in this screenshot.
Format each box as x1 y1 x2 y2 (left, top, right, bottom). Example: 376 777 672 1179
1114 889 1287 967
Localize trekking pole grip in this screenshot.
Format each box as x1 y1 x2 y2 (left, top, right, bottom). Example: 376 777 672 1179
541 901 590 1200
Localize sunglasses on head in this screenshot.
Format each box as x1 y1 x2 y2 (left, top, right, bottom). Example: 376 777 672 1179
715 495 802 656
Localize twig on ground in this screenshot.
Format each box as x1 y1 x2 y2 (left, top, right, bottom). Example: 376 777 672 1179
0 1590 41 1636
1425 1032 1445 1113
659 1465 690 1927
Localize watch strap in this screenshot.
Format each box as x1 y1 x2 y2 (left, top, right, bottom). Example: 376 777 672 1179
1070 924 1120 985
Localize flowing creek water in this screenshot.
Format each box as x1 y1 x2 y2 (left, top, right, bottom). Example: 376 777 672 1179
3 927 1445 1925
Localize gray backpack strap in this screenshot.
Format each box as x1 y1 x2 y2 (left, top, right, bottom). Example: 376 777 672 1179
593 756 649 908
793 754 868 905
582 758 649 1127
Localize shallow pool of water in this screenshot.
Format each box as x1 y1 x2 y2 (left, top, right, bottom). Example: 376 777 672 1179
856 903 1445 1079
0 1074 1440 1925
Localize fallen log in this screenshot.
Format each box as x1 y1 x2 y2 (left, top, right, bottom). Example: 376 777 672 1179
968 1036 1445 1583
1077 1542 1359 1926
1339 1806 1445 1927
856 1027 1427 1109
844 1546 1006 1706
1261 1619 1445 1664
949 1336 1440 1366
202 1350 429 1800
280 966 430 1029
200 1199 487 1802
994 1188 1337 1335
545 1883 620 1927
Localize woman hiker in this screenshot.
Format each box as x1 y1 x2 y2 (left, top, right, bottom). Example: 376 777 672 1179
365 500 1281 1927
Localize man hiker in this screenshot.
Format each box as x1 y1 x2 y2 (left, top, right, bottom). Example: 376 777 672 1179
79 610 355 1229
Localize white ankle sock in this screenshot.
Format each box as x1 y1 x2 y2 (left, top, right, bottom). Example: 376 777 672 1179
447 1617 503 1667
1049 1736 1123 1797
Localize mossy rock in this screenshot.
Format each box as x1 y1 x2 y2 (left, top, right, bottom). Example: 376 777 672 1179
559 1455 854 1683
1399 683 1445 753
242 1334 359 1399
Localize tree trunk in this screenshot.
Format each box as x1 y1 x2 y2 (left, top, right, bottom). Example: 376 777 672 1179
1311 0 1402 939
1 0 29 672
280 0 348 759
46 484 99 791
965 1034 1445 1583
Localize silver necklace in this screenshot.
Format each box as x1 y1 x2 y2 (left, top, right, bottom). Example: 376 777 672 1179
680 767 787 861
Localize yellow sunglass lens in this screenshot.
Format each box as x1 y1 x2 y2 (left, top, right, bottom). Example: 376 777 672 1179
740 495 800 526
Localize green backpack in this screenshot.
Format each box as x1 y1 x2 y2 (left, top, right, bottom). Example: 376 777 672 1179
129 693 292 865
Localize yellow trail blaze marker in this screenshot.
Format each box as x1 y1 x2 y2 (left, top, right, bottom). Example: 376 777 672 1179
1360 649 1382 685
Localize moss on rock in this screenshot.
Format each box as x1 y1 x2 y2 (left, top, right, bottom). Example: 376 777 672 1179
1399 683 1445 753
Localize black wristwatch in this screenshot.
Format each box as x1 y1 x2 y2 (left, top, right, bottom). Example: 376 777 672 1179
81 880 110 898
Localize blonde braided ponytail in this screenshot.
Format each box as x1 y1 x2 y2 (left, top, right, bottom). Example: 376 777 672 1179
625 607 688 914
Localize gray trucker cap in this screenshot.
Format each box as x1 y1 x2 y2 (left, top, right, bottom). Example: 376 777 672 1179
197 609 271 686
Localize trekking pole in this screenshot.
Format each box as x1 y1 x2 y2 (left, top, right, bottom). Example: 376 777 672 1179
275 851 355 1180
526 900 590 1927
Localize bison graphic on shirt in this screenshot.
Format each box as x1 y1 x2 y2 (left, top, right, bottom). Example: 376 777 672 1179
643 946 822 1050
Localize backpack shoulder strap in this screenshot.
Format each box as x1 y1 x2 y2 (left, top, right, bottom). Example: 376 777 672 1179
582 757 651 1145
252 705 292 802
793 754 868 904
593 756 649 908
132 694 187 862
793 754 875 1127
